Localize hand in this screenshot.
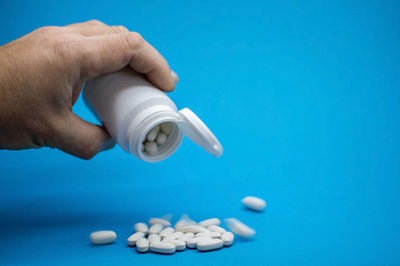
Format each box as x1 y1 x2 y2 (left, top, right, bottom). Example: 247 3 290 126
0 20 178 159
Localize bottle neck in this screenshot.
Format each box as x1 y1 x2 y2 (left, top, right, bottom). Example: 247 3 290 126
126 106 183 162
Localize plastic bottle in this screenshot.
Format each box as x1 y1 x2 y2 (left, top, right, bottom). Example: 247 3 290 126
82 68 223 162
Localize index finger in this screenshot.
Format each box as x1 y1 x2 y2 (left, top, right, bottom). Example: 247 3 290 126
78 32 177 91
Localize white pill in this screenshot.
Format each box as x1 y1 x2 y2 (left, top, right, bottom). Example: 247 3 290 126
176 225 208 234
159 227 175 238
163 232 184 241
163 239 186 251
242 196 267 211
146 125 160 142
134 222 148 233
199 218 221 227
148 233 161 243
89 230 117 245
160 123 172 135
150 241 176 254
197 238 224 251
149 218 171 227
144 141 158 155
221 231 234 246
207 225 226 234
182 232 195 241
148 223 164 234
127 231 145 246
196 232 221 238
175 214 196 228
225 218 256 238
136 238 149 253
186 236 211 249
156 133 168 145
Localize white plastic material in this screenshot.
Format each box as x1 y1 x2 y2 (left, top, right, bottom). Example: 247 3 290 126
83 68 223 162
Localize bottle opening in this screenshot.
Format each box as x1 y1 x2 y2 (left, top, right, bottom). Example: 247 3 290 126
139 121 182 162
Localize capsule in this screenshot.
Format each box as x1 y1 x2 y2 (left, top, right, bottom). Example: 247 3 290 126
225 218 256 238
150 241 176 254
148 233 161 243
242 196 266 211
127 231 145 246
134 222 148 233
221 231 234 246
163 239 186 251
207 225 226 234
148 223 164 234
159 227 175 238
136 238 149 253
156 133 168 145
199 218 221 227
144 141 158 154
146 125 160 142
149 218 171 227
197 238 223 251
89 230 117 245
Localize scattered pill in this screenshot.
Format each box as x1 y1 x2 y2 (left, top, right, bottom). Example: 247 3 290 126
159 227 175 238
242 196 266 211
156 133 168 145
150 241 176 254
149 218 171 227
160 123 172 135
176 225 208 234
225 218 256 238
136 238 149 253
197 238 224 251
163 232 184 241
182 232 195 241
221 232 234 246
90 230 117 245
196 232 221 238
207 225 226 234
127 232 145 246
144 141 158 154
148 233 161 243
149 223 164 234
134 223 148 233
146 125 160 142
199 218 221 227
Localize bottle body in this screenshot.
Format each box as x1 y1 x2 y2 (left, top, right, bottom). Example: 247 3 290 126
83 68 223 162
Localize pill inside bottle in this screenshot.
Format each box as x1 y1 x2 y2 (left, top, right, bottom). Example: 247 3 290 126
141 122 180 160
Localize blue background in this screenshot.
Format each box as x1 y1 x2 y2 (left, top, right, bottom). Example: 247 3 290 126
1 0 399 265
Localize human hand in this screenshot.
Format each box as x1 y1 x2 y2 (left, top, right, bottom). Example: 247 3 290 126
0 20 178 159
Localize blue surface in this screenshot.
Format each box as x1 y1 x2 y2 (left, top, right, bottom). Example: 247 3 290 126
1 0 400 265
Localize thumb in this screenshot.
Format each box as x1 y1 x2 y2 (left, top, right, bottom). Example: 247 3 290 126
52 112 115 159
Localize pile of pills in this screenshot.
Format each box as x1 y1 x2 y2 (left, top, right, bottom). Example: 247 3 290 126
128 216 234 254
89 196 266 255
142 122 172 155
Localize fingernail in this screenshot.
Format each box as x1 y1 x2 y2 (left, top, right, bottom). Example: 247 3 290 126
102 138 116 151
171 70 179 84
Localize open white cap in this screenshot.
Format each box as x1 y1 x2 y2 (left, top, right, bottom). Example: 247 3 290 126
177 108 223 157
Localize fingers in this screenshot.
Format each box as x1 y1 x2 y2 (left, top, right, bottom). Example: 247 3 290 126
52 112 115 159
66 20 129 36
78 32 177 91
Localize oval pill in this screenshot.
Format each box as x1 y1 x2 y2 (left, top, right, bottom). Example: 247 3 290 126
150 241 176 254
148 233 161 243
159 227 175 238
148 223 164 234
176 225 208 234
144 141 158 154
127 231 145 246
199 218 221 227
182 232 195 241
221 231 234 246
207 225 226 234
225 218 256 238
164 239 186 251
163 232 184 241
146 125 160 142
149 218 171 227
136 238 149 253
242 196 266 211
134 222 148 233
156 133 168 145
160 123 172 135
197 238 223 251
196 232 221 238
90 230 117 245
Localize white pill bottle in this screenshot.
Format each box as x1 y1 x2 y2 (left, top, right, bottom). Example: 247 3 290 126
83 68 223 162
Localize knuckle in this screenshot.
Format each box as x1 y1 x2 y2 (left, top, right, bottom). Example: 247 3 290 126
112 25 129 33
78 140 99 160
121 32 144 50
86 19 104 26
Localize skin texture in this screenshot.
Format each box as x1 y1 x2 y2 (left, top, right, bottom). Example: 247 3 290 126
0 20 178 159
